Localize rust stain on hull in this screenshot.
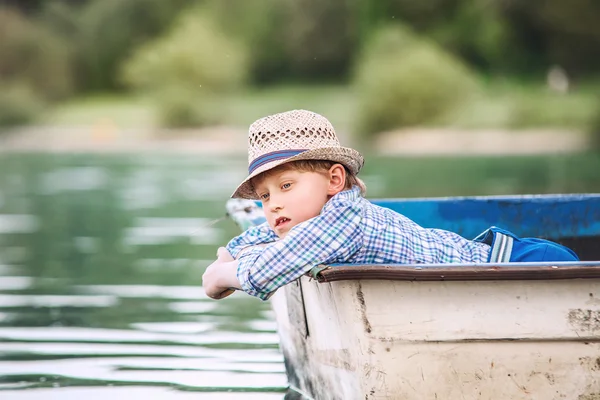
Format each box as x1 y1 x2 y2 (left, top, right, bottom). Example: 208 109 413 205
356 282 372 334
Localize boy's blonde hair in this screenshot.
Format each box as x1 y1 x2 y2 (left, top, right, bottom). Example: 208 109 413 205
251 160 367 196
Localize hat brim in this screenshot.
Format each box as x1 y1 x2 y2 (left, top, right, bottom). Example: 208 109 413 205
231 147 364 199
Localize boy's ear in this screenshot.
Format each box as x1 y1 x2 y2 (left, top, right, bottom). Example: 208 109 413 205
327 163 346 195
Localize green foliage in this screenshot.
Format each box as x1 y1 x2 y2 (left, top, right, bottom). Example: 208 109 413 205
276 0 360 80
498 0 600 77
204 0 288 84
207 0 360 83
509 90 598 129
356 0 600 78
4 0 600 111
152 87 219 128
433 1 511 71
121 9 247 93
121 7 248 127
41 0 192 91
374 0 513 72
0 8 73 101
590 101 600 152
0 83 45 128
354 25 480 137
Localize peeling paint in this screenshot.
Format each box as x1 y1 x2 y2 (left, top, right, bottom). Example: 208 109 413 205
579 394 600 400
569 309 600 332
577 356 600 371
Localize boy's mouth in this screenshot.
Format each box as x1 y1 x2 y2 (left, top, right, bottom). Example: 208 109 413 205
275 217 290 228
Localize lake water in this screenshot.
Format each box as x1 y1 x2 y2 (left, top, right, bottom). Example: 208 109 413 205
0 154 288 399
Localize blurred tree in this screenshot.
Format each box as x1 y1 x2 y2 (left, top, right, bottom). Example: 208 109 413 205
364 0 600 77
208 0 360 83
0 8 73 100
0 0 46 13
3 0 600 93
354 25 479 137
499 0 600 77
121 6 248 127
40 0 192 92
591 101 600 152
278 0 360 81
122 8 247 94
0 83 45 127
205 0 288 84
370 0 517 73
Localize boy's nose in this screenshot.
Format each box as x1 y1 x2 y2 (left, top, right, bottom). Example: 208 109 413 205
269 203 283 212
268 199 283 212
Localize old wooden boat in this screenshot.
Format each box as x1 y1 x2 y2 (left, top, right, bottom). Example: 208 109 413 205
227 194 600 400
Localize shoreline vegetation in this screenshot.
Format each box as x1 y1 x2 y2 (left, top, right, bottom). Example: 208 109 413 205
0 84 596 155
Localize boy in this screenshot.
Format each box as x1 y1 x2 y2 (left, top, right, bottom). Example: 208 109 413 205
202 110 579 300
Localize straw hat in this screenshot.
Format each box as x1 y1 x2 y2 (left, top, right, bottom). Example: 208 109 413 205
232 110 364 199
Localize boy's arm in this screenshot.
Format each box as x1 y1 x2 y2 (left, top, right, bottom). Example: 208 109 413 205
203 221 276 299
203 244 273 299
237 202 363 300
202 247 241 299
225 222 278 258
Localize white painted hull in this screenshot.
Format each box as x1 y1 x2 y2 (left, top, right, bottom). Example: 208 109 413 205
271 277 600 400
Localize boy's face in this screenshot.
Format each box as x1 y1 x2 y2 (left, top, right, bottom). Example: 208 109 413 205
253 167 334 238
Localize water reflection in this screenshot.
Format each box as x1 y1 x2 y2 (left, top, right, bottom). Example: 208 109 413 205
0 154 287 397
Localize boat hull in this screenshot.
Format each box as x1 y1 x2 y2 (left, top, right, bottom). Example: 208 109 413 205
272 277 600 400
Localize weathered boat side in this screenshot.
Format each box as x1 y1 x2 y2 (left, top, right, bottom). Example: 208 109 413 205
273 275 600 399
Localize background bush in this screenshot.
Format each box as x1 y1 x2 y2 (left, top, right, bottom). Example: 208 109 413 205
0 83 45 128
41 0 192 92
508 90 598 129
354 25 479 137
0 8 73 101
120 7 248 127
207 0 360 84
6 0 600 89
590 101 600 152
151 86 220 128
204 0 288 84
498 0 600 77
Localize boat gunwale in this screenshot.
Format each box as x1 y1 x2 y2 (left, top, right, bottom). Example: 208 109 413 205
313 261 600 283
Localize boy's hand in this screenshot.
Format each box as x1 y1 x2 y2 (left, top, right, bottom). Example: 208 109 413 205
216 247 234 262
202 247 240 300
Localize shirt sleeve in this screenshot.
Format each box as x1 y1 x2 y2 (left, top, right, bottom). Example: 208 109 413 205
225 222 279 259
236 202 363 300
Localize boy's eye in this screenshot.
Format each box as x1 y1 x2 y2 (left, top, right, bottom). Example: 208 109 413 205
281 183 291 190
260 193 269 200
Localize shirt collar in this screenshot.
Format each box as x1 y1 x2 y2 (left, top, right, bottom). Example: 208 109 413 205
322 186 361 213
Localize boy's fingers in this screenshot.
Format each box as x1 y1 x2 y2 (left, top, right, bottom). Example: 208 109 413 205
217 247 234 261
215 288 236 299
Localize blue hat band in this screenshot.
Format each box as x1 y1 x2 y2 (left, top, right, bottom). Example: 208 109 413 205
248 149 307 174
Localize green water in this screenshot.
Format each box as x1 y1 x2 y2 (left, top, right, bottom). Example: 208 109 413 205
0 154 286 399
0 152 598 399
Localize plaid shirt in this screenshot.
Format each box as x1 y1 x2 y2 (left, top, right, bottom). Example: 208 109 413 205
226 186 490 300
